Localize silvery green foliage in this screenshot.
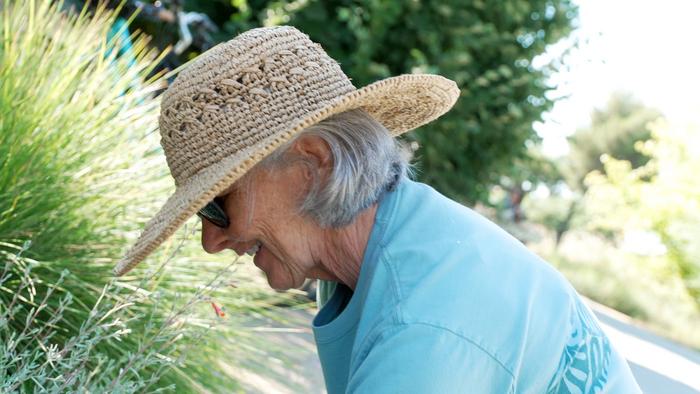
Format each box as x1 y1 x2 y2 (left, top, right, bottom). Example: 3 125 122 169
0 1 244 391
0 243 209 393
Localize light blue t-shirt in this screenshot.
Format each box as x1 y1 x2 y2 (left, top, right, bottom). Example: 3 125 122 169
312 178 640 393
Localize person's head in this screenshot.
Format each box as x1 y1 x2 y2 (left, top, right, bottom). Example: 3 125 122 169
199 109 410 289
113 26 458 278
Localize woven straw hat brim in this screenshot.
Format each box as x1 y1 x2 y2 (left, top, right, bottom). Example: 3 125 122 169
114 73 459 276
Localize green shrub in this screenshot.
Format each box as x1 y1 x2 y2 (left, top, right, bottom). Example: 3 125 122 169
0 243 222 392
0 1 306 391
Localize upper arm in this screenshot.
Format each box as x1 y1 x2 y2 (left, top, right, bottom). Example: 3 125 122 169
347 323 514 394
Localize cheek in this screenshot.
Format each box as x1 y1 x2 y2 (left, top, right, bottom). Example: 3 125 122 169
223 191 256 237
228 215 251 238
226 169 310 248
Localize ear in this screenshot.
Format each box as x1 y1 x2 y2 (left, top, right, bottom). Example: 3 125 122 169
291 135 333 176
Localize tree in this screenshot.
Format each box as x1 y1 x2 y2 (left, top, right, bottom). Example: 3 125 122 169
584 120 700 308
499 147 561 223
286 0 578 203
538 92 662 245
178 0 579 203
566 92 662 190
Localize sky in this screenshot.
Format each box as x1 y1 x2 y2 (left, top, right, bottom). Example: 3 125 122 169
534 0 700 157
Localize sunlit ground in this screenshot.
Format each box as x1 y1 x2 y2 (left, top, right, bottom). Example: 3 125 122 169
591 300 700 393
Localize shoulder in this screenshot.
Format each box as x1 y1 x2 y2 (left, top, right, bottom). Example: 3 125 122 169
381 180 575 307
385 179 576 296
372 180 582 377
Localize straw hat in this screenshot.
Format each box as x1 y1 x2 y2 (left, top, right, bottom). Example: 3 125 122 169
114 26 459 276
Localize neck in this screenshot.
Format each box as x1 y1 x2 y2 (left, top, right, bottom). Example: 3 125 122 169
315 204 378 290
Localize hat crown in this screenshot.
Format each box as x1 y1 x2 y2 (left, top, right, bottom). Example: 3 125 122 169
159 26 355 185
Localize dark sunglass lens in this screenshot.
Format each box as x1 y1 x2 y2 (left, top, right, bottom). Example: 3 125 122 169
197 199 230 228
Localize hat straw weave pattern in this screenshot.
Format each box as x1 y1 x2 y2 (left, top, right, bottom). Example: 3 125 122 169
114 26 459 276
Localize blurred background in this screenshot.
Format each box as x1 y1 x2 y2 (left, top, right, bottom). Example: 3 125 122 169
1 0 698 392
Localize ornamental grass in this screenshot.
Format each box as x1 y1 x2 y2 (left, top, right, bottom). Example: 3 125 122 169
0 1 305 392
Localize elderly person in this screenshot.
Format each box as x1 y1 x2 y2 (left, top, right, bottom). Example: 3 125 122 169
115 26 640 393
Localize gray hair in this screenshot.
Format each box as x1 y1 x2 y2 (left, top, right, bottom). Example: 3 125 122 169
260 109 412 228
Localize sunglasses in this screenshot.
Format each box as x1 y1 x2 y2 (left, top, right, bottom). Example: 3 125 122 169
197 196 230 228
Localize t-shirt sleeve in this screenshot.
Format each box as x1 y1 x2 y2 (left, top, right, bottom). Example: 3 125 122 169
347 323 514 393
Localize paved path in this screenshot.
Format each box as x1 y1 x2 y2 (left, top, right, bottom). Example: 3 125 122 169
586 299 700 394
224 308 324 394
244 302 700 393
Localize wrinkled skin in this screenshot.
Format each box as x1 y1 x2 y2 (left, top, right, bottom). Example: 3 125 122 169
200 135 374 290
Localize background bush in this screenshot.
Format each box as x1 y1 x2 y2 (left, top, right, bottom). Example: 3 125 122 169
522 97 700 349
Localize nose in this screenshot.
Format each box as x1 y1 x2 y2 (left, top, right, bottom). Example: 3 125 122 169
201 219 229 254
201 218 258 255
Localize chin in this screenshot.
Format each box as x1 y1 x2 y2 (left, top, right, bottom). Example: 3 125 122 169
265 275 304 291
265 276 292 291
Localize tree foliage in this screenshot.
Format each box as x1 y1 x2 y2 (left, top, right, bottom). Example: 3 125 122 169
566 92 662 190
180 0 579 203
288 0 578 202
584 120 700 307
526 92 663 245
